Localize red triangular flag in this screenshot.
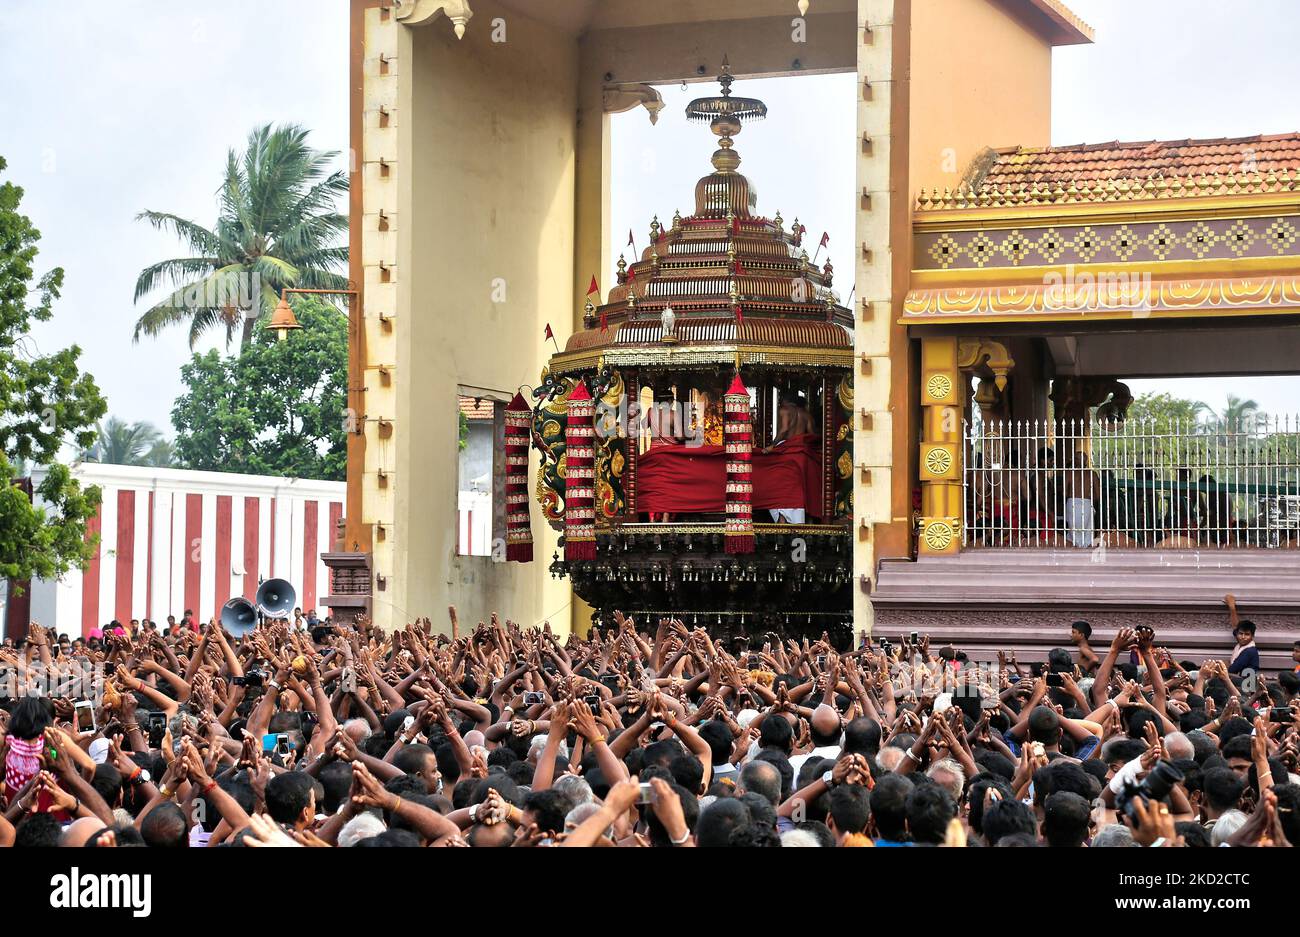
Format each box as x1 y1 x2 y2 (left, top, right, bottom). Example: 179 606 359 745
544 323 554 341
599 312 608 333
627 228 635 246
733 303 744 324
626 264 636 283
819 231 830 248
734 259 748 275
587 275 599 296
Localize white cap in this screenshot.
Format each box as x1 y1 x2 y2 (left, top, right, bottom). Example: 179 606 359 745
89 737 111 765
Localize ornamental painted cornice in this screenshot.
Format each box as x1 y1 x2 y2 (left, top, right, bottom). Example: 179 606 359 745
392 0 472 37
902 273 1300 324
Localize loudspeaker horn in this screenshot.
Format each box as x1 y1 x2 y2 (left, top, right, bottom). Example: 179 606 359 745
256 578 297 618
220 597 258 636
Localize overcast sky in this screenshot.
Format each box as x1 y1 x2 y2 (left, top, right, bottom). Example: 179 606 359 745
2 0 1296 441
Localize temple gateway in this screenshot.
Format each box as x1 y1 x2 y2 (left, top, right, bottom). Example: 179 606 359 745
332 0 1299 667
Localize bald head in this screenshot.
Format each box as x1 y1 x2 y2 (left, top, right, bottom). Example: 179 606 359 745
61 817 107 848
810 703 843 747
738 759 782 805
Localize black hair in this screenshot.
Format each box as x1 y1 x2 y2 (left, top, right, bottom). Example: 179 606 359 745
967 775 1016 835
758 714 793 753
982 798 1037 846
869 773 914 842
265 771 315 824
393 743 437 777
739 791 778 831
15 812 62 847
669 754 705 795
645 782 700 847
1071 620 1092 639
8 696 53 740
906 779 957 845
696 797 750 847
843 717 882 756
1027 706 1062 745
1201 767 1245 812
140 802 188 847
1175 821 1211 847
698 720 734 765
1042 791 1090 847
1272 784 1300 846
828 783 871 836
319 761 354 814
90 764 123 808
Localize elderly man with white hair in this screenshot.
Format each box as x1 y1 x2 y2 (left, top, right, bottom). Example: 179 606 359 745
926 757 966 803
1163 731 1194 762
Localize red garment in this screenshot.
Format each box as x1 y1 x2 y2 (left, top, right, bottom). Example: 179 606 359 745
637 434 824 518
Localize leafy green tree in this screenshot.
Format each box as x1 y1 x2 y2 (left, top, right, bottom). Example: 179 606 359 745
0 155 106 584
170 297 346 480
1124 392 1210 428
133 124 348 349
83 416 165 465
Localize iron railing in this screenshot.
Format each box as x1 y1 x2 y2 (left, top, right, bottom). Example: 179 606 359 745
962 416 1300 549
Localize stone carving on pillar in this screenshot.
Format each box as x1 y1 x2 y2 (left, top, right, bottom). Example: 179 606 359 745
957 338 1013 392
1050 377 1133 427
393 0 473 38
603 83 667 125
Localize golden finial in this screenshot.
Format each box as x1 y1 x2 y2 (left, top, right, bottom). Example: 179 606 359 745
799 249 809 274
774 209 783 231
727 244 737 265
823 258 833 285
583 297 596 328
672 208 682 230
729 278 740 305
651 248 660 269
650 214 661 243
792 217 802 245
616 254 627 282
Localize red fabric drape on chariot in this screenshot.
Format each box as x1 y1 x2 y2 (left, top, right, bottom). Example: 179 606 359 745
724 373 754 554
564 380 597 561
503 392 534 563
635 435 821 514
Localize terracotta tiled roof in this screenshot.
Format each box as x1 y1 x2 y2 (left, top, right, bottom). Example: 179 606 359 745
981 133 1300 189
916 133 1300 211
459 397 496 421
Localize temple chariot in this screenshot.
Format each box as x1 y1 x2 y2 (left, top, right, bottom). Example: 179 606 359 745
521 62 855 645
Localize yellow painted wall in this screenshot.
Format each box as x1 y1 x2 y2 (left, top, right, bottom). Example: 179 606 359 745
369 1 578 633
909 0 1053 193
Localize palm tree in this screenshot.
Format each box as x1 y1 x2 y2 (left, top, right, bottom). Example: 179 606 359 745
83 417 165 466
1221 394 1261 431
133 124 348 348
142 438 178 468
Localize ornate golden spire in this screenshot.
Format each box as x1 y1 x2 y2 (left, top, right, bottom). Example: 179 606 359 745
685 55 767 174
686 56 767 218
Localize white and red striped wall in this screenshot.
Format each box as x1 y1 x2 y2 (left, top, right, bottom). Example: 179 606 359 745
17 463 345 639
